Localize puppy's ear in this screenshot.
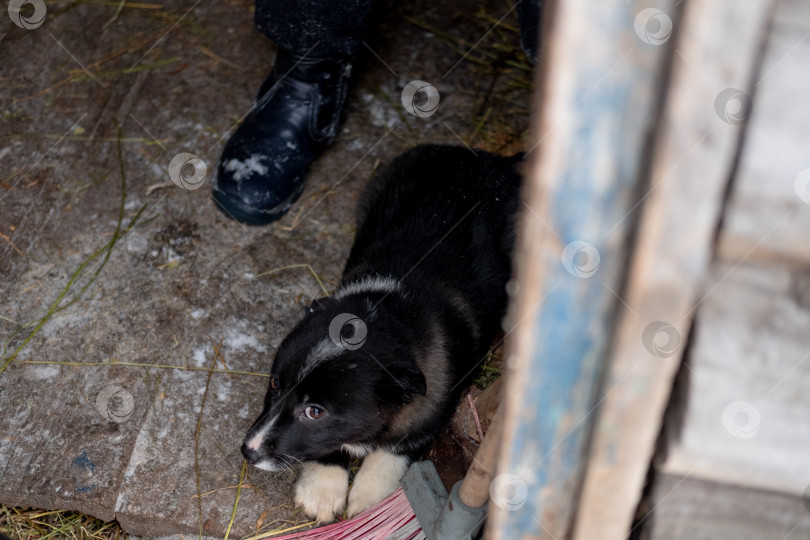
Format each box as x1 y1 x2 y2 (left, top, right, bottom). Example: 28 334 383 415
378 363 426 405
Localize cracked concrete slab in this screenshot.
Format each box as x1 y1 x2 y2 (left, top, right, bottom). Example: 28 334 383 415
0 0 530 536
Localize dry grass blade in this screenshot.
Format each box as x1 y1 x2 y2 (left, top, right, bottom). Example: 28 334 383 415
256 264 331 297
224 460 248 540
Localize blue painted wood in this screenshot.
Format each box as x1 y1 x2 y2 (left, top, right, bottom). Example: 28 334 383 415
488 0 676 537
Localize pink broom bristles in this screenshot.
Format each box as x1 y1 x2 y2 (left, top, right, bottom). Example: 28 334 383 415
262 488 426 540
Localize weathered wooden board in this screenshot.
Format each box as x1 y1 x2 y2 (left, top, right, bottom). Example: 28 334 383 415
485 0 674 538
638 472 810 540
655 0 810 504
571 1 777 538
660 261 810 495
718 0 810 265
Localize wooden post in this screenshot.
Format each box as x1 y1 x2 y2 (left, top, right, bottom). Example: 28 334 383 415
486 0 675 538
571 1 776 538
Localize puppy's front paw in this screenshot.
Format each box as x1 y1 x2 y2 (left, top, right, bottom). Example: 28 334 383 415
346 450 409 518
294 462 349 523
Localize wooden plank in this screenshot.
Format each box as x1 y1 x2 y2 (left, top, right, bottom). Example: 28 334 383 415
571 1 776 539
773 0 810 27
660 262 810 495
485 0 675 538
638 472 810 540
653 0 810 505
718 0 810 265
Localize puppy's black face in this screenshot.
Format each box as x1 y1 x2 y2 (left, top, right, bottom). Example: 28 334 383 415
241 295 425 471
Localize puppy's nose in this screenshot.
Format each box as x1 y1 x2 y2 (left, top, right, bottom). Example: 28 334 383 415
241 442 261 464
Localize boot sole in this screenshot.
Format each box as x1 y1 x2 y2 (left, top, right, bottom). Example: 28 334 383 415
212 181 306 226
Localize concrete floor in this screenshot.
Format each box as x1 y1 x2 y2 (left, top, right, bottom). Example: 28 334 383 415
0 0 531 536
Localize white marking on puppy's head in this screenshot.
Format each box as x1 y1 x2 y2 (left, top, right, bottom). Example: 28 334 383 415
246 413 278 450
333 275 401 300
246 434 262 452
297 337 342 381
242 413 280 466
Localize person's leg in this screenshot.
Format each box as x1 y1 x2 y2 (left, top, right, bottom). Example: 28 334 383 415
517 0 542 65
255 0 377 58
213 0 377 225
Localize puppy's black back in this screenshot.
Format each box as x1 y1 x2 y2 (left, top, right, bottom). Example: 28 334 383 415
344 145 522 370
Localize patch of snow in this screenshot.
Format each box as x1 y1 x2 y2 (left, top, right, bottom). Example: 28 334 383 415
149 161 164 179
347 138 365 151
155 422 170 440
192 347 207 367
24 365 61 380
216 379 232 402
126 232 148 254
124 196 142 211
222 155 269 181
162 246 181 263
224 328 266 353
9 404 32 427
359 90 399 129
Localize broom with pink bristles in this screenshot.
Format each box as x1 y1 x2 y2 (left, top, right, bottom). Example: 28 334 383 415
262 401 502 540
266 488 425 540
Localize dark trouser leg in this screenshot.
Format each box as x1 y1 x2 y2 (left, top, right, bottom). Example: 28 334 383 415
254 0 378 58
518 0 543 64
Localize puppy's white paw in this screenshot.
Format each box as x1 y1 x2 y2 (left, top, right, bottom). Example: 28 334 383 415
294 462 349 523
346 450 409 518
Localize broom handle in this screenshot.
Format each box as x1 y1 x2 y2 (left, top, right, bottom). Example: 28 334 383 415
458 403 503 508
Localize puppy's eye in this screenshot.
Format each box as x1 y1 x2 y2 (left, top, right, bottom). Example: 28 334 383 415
304 405 325 420
269 376 280 392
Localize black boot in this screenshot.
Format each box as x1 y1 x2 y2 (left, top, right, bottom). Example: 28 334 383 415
212 48 352 225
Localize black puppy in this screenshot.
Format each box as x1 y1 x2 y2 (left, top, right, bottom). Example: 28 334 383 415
242 145 522 521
